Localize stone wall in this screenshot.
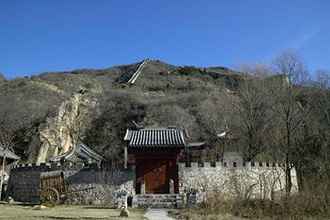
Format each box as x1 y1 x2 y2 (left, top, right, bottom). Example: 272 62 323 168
7 163 134 206
178 161 298 201
64 167 135 206
132 194 184 208
8 160 298 206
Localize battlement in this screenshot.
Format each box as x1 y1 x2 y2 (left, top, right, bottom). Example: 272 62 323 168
178 161 285 169
12 161 286 173
178 160 298 198
11 161 102 172
7 161 135 205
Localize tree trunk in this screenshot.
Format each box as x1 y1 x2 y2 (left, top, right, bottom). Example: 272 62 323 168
285 112 292 197
285 153 292 196
295 164 304 192
0 154 6 201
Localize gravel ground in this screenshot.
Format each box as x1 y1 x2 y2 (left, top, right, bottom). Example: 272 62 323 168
144 209 174 220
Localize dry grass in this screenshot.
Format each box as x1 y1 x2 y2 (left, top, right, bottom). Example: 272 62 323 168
173 191 330 220
0 204 146 220
169 209 244 220
173 209 329 220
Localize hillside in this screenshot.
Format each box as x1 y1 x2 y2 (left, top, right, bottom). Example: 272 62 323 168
0 60 248 162
0 73 5 82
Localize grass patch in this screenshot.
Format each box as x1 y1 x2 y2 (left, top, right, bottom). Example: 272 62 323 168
174 192 330 220
0 204 146 220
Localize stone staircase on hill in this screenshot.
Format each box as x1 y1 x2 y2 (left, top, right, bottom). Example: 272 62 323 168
127 59 149 84
132 194 184 208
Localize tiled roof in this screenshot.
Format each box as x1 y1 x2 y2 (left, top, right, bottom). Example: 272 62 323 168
124 128 186 148
49 143 104 163
0 147 20 160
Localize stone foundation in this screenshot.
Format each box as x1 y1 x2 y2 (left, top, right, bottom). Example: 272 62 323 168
132 194 184 208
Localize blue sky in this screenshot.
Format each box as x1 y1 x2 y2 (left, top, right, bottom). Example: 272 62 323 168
0 0 329 78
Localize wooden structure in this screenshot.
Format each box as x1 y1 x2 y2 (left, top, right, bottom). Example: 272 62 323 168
0 147 19 200
124 127 186 194
40 171 66 204
40 170 95 204
0 146 20 172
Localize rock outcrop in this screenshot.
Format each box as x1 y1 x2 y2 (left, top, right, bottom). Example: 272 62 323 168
35 92 97 163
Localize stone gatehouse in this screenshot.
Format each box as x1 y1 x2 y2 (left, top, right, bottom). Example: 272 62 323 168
124 127 186 194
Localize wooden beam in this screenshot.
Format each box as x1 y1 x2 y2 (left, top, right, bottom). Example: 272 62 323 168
124 146 128 169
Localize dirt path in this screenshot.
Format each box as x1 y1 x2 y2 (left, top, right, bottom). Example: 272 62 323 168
144 208 174 220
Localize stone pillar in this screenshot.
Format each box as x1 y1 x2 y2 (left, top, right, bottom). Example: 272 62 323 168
123 195 128 208
124 146 128 169
116 191 128 209
169 179 175 194
131 165 136 195
141 180 145 194
132 196 138 208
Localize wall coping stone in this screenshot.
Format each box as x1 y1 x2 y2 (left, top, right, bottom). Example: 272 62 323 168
178 161 285 169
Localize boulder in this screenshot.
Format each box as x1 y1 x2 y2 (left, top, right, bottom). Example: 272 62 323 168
119 207 129 217
7 197 14 204
32 205 48 210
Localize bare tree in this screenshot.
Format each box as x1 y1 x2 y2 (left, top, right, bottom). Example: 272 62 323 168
231 78 272 160
270 51 311 195
195 90 233 159
273 49 310 85
0 115 17 200
315 69 330 89
238 63 273 78
310 77 330 197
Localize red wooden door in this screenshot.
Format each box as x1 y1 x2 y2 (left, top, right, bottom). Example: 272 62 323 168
144 160 169 194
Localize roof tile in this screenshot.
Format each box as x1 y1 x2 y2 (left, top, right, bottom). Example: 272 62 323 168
125 128 186 148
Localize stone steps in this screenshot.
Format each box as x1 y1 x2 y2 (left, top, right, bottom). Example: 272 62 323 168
133 194 183 208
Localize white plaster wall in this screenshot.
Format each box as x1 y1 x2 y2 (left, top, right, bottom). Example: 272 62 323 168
178 162 298 200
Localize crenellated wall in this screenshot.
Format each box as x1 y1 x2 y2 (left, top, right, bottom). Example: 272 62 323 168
178 161 298 200
7 160 298 206
7 163 134 206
